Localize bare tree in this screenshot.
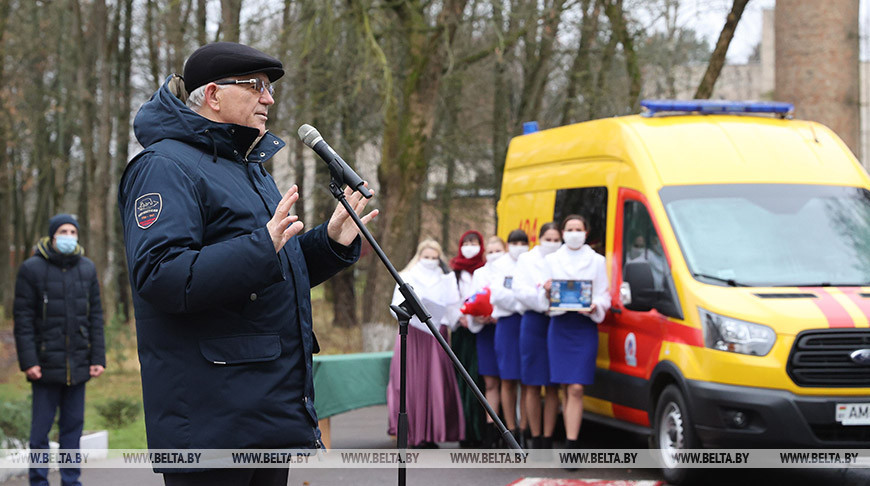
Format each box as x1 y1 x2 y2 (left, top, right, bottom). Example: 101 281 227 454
220 0 243 43
355 0 470 342
0 0 12 314
561 0 603 125
694 0 750 99
604 0 641 112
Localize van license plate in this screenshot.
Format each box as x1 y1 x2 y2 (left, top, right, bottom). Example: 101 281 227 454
835 403 870 425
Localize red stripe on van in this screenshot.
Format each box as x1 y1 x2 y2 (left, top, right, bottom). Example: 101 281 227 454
611 403 650 427
664 321 703 347
839 288 870 326
800 287 854 328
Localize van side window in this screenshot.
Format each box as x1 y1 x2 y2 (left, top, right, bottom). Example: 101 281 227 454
554 186 607 256
623 200 682 319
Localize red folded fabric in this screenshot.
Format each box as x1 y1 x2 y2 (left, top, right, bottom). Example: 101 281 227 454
460 287 493 316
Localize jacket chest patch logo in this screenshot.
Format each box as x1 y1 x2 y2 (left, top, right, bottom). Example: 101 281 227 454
135 193 162 229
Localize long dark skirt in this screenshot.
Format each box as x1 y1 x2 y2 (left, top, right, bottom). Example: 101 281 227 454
387 325 465 446
450 325 485 443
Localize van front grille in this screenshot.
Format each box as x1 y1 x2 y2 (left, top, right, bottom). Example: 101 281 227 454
787 330 870 387
810 424 870 442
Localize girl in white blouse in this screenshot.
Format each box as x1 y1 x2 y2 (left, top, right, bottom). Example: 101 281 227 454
542 215 610 450
513 222 562 450
489 229 530 445
468 236 507 447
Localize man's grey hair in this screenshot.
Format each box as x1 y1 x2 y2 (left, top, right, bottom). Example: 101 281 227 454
186 85 208 110
186 79 236 110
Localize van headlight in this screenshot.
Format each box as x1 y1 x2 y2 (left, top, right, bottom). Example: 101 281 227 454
699 308 776 356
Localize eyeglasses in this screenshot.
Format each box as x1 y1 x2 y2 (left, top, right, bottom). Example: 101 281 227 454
214 78 274 96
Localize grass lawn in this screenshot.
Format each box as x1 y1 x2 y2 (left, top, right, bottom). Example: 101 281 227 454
0 368 147 449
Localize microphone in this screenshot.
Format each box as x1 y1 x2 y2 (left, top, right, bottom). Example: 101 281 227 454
297 124 373 199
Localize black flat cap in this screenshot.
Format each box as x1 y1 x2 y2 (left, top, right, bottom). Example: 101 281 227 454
183 42 284 94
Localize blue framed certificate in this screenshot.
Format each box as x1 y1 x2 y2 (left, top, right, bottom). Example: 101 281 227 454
549 279 593 311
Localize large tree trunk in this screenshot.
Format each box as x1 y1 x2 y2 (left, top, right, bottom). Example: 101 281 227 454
605 0 640 113
220 0 243 43
561 0 601 125
166 0 191 75
95 1 119 317
360 0 469 350
145 0 162 89
0 0 11 315
775 0 861 158
694 0 750 99
112 0 135 322
196 0 207 45
73 0 109 292
490 0 516 218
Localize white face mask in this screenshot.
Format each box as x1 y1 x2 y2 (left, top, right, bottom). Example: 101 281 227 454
487 251 505 262
508 245 529 259
629 247 644 260
418 258 440 270
538 241 561 256
563 231 586 250
460 245 480 259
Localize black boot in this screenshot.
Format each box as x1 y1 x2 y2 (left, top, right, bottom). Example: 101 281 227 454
483 422 500 449
511 428 523 449
536 436 555 462
528 436 543 461
541 436 554 449
563 439 580 471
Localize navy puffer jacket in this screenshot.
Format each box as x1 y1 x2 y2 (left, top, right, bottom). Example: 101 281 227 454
118 76 359 465
13 238 106 385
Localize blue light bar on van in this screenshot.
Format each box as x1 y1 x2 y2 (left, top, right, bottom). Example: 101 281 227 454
523 121 540 134
640 100 794 118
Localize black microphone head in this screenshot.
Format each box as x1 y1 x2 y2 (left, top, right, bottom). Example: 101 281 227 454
297 124 323 148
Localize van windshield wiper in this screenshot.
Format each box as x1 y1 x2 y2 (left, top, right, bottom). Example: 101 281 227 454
692 273 750 287
785 282 869 288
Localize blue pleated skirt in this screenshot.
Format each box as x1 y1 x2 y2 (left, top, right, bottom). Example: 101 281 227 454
548 313 598 385
520 311 553 386
494 313 522 380
476 324 499 377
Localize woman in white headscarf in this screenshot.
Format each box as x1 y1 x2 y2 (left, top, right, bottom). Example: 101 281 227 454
386 238 464 448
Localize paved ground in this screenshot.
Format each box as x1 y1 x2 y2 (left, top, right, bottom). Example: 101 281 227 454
1 405 662 486
4 405 870 486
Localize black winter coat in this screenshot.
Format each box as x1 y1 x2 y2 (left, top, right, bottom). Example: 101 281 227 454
13 238 106 385
118 76 359 463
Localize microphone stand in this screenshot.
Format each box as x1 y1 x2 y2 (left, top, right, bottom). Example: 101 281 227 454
324 177 522 486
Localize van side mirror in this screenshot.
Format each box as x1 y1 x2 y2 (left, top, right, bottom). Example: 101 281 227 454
623 261 662 312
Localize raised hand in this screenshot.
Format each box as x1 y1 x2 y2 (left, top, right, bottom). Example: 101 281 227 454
267 185 305 252
327 183 379 246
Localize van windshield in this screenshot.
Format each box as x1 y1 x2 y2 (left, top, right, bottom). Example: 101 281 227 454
660 184 870 287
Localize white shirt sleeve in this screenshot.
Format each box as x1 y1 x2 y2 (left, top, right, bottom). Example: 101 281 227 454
589 255 611 324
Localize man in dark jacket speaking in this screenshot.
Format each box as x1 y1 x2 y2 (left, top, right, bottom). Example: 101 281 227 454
14 213 106 486
118 42 376 486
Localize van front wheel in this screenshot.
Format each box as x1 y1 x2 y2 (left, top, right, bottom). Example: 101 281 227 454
653 384 700 485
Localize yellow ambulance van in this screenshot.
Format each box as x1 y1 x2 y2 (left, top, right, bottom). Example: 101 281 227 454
498 100 870 483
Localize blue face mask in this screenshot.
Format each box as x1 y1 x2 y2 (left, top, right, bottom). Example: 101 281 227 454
55 235 78 254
